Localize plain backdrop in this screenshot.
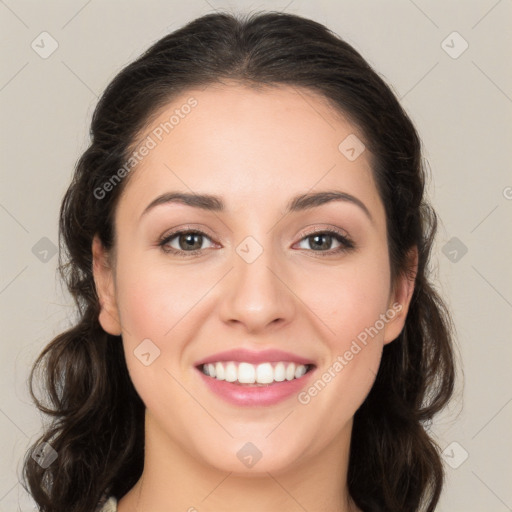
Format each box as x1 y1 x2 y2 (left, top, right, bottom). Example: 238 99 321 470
1 1 511 510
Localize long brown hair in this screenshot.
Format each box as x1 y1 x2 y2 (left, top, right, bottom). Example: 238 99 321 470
22 11 456 512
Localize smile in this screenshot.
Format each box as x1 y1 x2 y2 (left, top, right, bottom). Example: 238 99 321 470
194 348 317 406
200 361 313 385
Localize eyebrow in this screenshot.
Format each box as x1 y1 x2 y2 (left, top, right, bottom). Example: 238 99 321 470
140 190 373 222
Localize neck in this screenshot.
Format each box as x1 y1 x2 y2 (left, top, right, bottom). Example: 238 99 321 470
118 411 360 512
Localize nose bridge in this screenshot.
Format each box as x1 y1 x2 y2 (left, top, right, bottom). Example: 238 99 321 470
219 230 295 331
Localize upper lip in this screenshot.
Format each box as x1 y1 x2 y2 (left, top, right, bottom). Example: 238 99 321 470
194 348 316 367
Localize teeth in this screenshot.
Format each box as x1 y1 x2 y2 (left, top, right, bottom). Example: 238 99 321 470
295 365 307 378
201 361 310 384
285 363 295 381
238 362 256 384
206 363 216 377
225 362 237 382
215 362 225 380
256 362 273 384
274 362 286 382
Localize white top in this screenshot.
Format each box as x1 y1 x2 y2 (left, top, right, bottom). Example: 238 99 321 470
96 495 117 512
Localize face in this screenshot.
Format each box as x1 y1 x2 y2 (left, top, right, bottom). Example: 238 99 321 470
93 83 415 475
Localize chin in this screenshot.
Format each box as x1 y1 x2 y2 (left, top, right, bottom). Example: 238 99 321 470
192 434 309 475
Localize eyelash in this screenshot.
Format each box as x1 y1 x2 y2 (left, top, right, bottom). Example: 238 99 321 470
158 226 355 257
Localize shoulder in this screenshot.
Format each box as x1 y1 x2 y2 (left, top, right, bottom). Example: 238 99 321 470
95 495 118 512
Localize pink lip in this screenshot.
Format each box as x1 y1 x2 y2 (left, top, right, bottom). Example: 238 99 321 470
194 348 316 367
196 366 316 407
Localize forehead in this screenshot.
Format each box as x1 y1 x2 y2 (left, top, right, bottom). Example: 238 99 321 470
116 82 383 225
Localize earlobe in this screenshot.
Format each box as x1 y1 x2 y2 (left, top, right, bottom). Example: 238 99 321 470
91 235 122 336
383 246 419 345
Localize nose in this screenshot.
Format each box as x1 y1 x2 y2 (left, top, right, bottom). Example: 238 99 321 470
218 240 297 334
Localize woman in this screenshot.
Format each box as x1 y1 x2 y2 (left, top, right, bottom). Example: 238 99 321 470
22 10 456 512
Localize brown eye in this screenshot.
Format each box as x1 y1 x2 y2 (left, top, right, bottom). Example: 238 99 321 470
305 233 335 251
296 230 354 254
159 230 215 255
176 232 204 251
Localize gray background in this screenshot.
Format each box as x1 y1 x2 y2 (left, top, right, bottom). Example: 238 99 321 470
1 0 511 510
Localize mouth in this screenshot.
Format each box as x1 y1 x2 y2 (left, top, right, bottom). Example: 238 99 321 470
197 361 316 386
194 347 317 407
193 349 317 406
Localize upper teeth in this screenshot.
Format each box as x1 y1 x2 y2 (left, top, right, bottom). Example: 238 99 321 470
201 361 309 384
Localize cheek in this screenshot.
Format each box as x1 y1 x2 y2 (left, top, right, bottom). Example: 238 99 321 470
304 247 392 345
113 252 224 395
297 249 391 407
114 253 208 342
113 257 201 410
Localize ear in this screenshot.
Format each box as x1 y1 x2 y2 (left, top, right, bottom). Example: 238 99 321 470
383 246 418 345
92 235 122 336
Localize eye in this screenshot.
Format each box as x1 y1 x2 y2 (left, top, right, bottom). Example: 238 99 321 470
159 229 216 256
295 229 355 255
158 227 355 257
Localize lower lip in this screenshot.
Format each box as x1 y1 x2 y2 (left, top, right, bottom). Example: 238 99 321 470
196 367 316 406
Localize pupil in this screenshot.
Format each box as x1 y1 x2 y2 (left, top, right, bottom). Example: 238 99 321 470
311 234 330 250
181 233 201 250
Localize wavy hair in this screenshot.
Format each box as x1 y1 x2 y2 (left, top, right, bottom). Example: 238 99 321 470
22 11 456 512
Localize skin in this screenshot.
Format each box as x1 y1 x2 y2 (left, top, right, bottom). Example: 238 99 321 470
92 82 417 512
